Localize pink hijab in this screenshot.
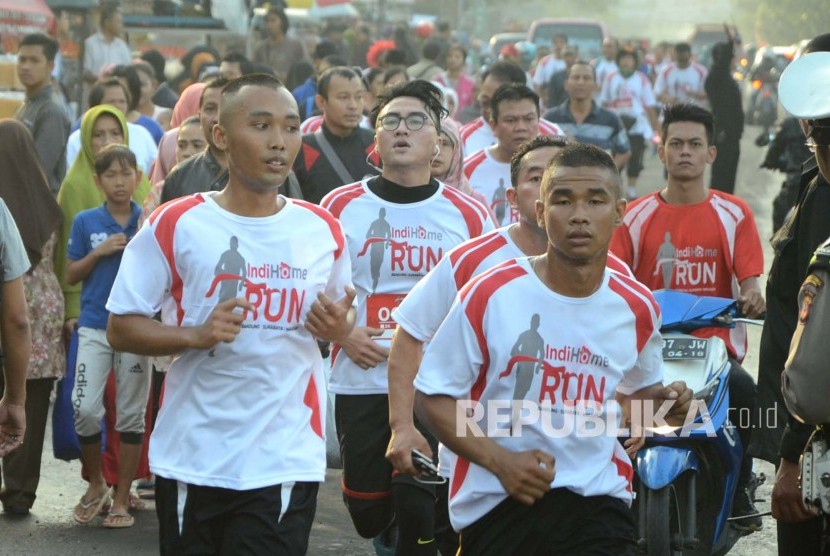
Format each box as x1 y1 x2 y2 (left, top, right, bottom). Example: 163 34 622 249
148 82 206 187
437 118 497 222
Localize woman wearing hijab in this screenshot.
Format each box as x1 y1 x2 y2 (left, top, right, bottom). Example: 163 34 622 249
147 82 206 188
0 120 65 515
56 105 151 333
431 118 497 222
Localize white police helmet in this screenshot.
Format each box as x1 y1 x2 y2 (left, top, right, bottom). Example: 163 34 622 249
779 52 830 119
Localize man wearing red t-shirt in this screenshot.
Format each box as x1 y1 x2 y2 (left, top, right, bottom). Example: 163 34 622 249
610 103 766 532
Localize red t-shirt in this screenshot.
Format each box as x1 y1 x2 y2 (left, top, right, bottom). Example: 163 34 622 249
610 190 764 361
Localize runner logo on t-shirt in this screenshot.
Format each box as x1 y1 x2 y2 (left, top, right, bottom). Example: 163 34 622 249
205 235 310 329
356 207 447 283
651 232 719 292
498 315 609 414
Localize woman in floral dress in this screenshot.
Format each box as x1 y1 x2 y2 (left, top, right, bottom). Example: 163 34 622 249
0 119 64 515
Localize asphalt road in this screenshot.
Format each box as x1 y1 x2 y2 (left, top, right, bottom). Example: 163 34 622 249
2 127 784 555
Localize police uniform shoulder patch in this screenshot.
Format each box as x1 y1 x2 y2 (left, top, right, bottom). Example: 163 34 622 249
799 274 824 324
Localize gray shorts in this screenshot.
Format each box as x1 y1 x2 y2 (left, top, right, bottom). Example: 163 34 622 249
71 326 151 437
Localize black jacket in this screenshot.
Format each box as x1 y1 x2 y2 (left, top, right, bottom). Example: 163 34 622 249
705 42 744 139
161 148 228 204
751 159 830 463
292 124 379 204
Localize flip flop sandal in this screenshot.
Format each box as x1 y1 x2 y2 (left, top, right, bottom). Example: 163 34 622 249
129 493 146 511
73 489 111 524
100 492 146 515
102 510 135 529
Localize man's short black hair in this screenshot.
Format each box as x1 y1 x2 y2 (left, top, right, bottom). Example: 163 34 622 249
382 65 409 86
266 7 289 33
383 49 408 66
480 60 526 86
371 80 448 134
317 66 362 99
179 115 201 129
140 49 166 83
674 42 691 54
112 65 142 112
313 40 338 61
566 60 595 80
322 54 348 69
422 40 442 61
489 83 539 123
222 52 252 74
219 73 288 125
94 143 137 176
19 33 58 62
200 76 231 107
448 44 467 62
88 78 130 109
542 143 621 200
99 3 121 27
616 48 639 66
661 103 715 145
510 135 569 187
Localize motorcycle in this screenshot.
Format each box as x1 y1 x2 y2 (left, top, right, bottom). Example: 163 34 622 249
761 117 813 233
750 74 780 146
633 290 763 555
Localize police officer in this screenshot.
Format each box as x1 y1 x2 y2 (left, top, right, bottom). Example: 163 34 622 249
751 37 830 555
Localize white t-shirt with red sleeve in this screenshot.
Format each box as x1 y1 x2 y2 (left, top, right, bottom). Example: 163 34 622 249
106 193 352 490
414 258 664 531
394 226 634 477
462 148 515 227
459 116 565 157
532 55 566 89
598 70 657 137
609 190 764 361
321 178 494 395
654 62 708 107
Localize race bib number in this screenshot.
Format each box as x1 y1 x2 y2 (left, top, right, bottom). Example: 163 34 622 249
366 293 406 330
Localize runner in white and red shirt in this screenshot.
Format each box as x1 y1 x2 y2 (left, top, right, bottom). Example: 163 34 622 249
599 48 660 198
532 54 565 102
654 43 708 108
460 61 564 155
321 80 494 555
592 37 620 96
387 137 637 497
414 144 692 552
609 103 765 531
106 75 356 555
463 84 560 227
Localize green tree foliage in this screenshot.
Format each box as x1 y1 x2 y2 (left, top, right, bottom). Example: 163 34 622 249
735 0 830 44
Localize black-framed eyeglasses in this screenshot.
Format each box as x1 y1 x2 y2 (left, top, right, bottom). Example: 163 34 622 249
379 113 432 132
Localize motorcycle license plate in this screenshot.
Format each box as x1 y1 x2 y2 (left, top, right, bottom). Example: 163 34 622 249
663 337 708 360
